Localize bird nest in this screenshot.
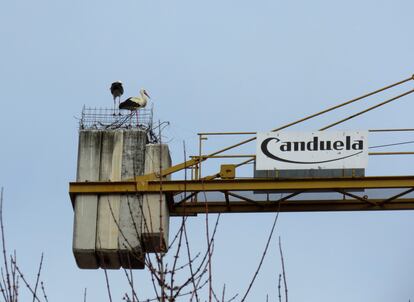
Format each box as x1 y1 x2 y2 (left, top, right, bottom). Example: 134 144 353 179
78 106 153 131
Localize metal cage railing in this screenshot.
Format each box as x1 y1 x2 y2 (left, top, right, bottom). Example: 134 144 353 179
79 106 153 131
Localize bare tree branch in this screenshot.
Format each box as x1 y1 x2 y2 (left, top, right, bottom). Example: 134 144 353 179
240 210 280 302
11 261 41 302
0 188 12 302
32 253 44 302
278 274 282 302
278 237 288 302
103 269 113 302
40 282 48 302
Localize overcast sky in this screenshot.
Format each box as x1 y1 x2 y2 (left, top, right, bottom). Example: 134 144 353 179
1 0 414 301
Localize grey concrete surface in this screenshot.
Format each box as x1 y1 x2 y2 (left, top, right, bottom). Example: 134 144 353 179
118 129 147 269
142 144 172 252
73 130 101 269
96 130 123 269
73 130 170 269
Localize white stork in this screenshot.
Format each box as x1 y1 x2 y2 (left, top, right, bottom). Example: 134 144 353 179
110 81 124 114
119 88 151 124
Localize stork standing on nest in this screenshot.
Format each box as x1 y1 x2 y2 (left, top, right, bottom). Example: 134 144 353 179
110 81 124 114
119 88 151 124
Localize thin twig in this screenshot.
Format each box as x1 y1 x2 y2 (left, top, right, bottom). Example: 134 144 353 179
226 293 238 302
165 252 201 274
0 188 12 302
147 255 161 302
211 288 221 302
141 280 209 302
183 222 200 302
278 274 282 302
129 265 137 302
279 237 288 302
32 253 44 302
167 217 187 250
11 261 41 302
169 217 185 299
201 189 213 302
1 268 9 302
122 269 139 302
188 214 221 301
14 277 19 302
11 251 17 302
240 210 280 302
0 275 8 302
40 281 48 302
103 269 113 302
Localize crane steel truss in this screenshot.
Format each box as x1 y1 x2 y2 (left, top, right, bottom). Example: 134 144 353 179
69 75 414 216
70 175 414 214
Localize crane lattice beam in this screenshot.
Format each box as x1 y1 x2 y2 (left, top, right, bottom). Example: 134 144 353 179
69 176 414 215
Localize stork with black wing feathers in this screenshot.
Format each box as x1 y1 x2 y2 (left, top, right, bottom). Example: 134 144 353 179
110 81 124 114
119 88 151 124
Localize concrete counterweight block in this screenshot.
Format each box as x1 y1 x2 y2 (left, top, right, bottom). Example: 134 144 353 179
73 130 102 269
96 130 123 269
74 128 149 270
118 129 147 269
142 144 172 253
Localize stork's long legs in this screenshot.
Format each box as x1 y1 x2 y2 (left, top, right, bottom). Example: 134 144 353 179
117 97 122 115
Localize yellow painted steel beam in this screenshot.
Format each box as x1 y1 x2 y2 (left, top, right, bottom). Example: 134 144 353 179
369 152 414 156
70 175 414 196
319 88 414 131
370 128 414 132
170 199 414 215
190 155 255 159
134 158 201 181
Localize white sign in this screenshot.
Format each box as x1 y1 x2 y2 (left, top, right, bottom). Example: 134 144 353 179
256 131 368 170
